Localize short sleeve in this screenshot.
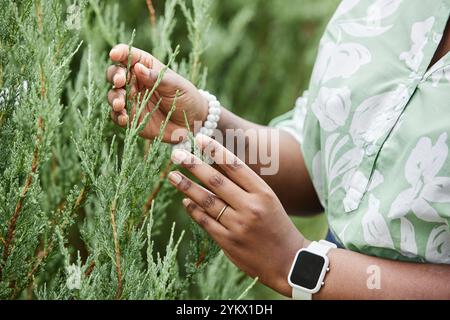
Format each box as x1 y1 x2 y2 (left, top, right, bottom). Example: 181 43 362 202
270 92 327 209
269 91 309 146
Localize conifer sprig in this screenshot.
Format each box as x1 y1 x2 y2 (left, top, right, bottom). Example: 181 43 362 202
0 117 43 281
0 0 258 300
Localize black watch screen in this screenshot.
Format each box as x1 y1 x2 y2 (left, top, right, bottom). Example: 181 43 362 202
289 251 326 290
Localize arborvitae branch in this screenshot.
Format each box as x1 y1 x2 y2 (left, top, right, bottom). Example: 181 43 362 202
0 117 44 280
84 261 95 278
141 161 173 222
88 0 116 46
146 0 157 28
39 64 46 99
35 0 43 33
180 0 212 85
196 250 206 268
0 0 270 300
26 185 89 284
110 198 123 299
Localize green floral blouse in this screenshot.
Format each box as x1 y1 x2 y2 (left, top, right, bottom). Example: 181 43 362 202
272 0 450 264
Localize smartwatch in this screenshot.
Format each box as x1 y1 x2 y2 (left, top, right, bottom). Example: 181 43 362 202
287 240 337 300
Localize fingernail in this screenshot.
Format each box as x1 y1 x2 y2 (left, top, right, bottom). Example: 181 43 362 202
135 63 146 73
171 149 188 165
168 172 182 185
182 198 190 207
113 99 123 111
110 48 120 59
113 73 121 84
118 114 128 127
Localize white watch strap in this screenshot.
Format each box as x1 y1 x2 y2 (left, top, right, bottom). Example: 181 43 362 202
291 240 337 300
308 240 337 255
292 288 313 300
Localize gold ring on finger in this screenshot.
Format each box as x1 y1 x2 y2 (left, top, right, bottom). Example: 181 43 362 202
216 205 229 223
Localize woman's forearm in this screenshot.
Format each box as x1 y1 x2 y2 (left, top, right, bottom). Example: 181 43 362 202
312 249 450 300
217 107 322 216
218 109 450 299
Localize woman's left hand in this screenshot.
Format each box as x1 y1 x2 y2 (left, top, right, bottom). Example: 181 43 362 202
168 134 309 297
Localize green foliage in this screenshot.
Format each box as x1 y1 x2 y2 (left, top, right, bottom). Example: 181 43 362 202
0 0 256 300
204 0 340 124
195 252 259 300
0 0 336 300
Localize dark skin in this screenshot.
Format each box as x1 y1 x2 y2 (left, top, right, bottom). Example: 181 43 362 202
429 18 450 69
107 45 320 217
106 20 450 299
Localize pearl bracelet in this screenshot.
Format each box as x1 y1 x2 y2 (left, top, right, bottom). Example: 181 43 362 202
174 89 222 151
198 89 222 137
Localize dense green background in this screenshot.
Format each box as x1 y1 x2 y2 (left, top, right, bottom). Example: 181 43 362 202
115 0 339 299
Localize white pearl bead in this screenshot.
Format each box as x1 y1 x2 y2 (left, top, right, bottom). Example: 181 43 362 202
197 89 222 138
210 107 221 115
207 94 216 102
209 101 220 109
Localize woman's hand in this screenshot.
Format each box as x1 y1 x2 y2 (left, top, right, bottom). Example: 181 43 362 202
106 44 208 143
168 134 308 297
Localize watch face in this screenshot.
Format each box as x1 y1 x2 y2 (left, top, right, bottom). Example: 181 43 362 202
289 251 326 290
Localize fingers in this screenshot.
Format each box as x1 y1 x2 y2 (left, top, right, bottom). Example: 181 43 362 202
134 63 161 89
109 44 154 68
171 149 245 207
168 171 236 228
195 134 267 193
106 65 127 88
108 88 129 127
107 88 126 112
111 110 128 128
107 44 161 131
107 63 160 91
182 198 230 242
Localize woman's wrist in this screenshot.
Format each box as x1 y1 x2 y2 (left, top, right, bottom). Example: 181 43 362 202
197 95 210 124
194 89 258 139
175 90 226 151
216 106 234 133
197 90 222 137
274 235 311 298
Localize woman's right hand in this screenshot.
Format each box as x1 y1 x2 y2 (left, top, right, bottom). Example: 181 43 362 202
106 44 209 143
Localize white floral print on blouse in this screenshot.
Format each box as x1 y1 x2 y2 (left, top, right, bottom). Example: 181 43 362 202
271 0 450 264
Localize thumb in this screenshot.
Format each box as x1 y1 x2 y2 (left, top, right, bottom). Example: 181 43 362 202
134 63 162 89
